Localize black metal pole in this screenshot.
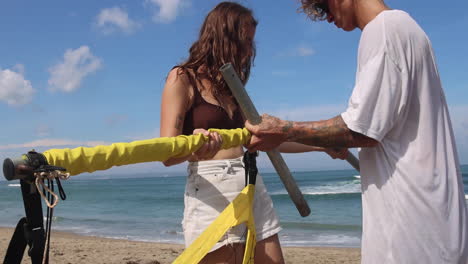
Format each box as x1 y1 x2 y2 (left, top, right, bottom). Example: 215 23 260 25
3 180 46 264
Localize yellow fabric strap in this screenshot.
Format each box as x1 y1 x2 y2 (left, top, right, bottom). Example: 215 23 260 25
43 128 250 176
173 184 256 264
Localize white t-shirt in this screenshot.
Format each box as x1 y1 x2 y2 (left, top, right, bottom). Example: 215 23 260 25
341 10 468 263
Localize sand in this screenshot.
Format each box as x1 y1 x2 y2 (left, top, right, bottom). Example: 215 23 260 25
0 227 360 264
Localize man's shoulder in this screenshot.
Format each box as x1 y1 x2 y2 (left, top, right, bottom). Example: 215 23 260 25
360 10 427 62
364 10 416 36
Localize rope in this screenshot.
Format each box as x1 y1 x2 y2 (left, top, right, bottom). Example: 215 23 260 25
33 171 69 264
43 179 54 264
34 170 70 209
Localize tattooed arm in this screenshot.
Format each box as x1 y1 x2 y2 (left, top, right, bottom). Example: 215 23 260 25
287 115 378 148
160 68 194 166
246 114 378 152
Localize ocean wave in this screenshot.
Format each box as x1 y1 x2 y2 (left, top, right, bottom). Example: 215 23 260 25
281 221 361 231
51 225 185 245
43 216 66 222
280 233 361 247
8 184 21 187
271 180 361 196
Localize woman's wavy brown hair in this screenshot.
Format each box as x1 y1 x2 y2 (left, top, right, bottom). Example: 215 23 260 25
299 0 329 21
177 2 257 106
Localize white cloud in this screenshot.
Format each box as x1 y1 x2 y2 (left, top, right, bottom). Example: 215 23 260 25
48 46 102 92
0 138 110 150
96 7 139 34
13 64 25 75
296 46 315 56
277 44 316 57
146 0 188 23
126 127 160 141
36 124 52 137
0 65 35 105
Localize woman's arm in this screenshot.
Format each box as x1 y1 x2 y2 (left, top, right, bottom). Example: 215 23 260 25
276 142 348 160
159 69 222 166
276 142 324 153
160 68 193 166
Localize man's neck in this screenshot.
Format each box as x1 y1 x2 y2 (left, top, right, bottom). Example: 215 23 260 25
355 0 390 30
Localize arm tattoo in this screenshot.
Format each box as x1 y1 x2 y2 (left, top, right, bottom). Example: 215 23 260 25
289 115 377 148
175 115 184 130
282 121 294 133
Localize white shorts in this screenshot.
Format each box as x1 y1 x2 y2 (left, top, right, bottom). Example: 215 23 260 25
183 156 282 252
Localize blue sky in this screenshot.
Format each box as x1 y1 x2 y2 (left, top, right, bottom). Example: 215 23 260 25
1 0 467 177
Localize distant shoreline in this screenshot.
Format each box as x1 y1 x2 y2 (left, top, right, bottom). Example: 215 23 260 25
1 164 467 182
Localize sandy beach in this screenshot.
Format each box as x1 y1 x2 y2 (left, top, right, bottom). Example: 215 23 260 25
0 227 360 264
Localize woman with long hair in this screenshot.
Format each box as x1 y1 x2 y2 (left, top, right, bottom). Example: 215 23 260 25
160 2 345 263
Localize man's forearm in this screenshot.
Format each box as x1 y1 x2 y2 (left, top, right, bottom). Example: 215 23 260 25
284 115 377 148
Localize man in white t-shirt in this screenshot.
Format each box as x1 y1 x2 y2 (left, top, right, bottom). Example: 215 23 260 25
245 0 468 263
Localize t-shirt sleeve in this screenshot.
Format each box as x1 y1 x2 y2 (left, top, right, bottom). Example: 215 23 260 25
341 51 405 142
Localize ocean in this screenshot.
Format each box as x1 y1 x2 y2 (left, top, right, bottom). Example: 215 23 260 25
1 165 467 248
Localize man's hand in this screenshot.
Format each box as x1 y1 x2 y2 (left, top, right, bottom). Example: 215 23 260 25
245 114 291 152
193 129 223 160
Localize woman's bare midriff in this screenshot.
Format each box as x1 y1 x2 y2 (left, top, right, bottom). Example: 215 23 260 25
188 146 244 162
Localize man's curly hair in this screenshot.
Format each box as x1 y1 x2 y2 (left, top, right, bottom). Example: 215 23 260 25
299 0 329 21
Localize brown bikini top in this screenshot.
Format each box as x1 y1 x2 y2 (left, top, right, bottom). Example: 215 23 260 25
182 83 244 135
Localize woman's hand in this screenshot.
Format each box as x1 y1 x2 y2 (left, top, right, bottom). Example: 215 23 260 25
192 129 223 160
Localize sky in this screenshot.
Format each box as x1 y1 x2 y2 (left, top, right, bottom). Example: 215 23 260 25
1 0 467 178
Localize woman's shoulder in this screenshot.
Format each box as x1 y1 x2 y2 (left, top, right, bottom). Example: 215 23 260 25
167 67 191 86
164 67 196 104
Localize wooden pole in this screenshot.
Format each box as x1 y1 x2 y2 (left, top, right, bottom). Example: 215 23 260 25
220 63 311 217
346 151 360 172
